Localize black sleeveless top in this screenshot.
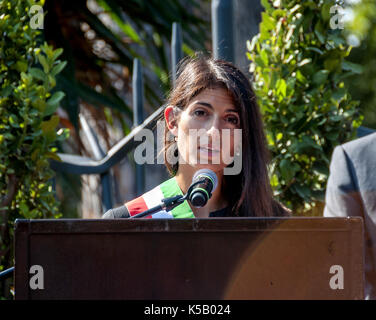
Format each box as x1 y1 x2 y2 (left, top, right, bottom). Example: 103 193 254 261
208 206 232 217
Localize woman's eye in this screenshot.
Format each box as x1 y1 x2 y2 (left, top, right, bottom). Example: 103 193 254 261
194 109 207 117
226 116 239 125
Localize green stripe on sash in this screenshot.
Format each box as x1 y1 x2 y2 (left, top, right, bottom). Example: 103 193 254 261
159 177 195 218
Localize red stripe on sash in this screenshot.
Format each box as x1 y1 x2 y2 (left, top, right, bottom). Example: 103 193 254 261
125 196 152 218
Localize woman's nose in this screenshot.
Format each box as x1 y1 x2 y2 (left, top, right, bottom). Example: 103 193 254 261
206 115 222 134
206 116 222 142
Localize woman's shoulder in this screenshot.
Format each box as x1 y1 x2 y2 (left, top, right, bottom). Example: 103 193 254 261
124 178 175 217
101 187 162 219
124 177 195 218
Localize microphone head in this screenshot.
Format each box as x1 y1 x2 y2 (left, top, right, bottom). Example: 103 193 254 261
189 169 218 208
190 192 208 208
192 168 218 192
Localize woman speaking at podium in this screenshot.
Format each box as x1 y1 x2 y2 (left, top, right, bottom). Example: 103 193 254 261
103 55 289 219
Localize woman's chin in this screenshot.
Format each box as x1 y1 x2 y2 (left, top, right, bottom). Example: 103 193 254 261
189 162 226 173
179 152 232 172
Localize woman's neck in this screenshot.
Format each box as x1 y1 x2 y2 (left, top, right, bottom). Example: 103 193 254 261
174 164 228 218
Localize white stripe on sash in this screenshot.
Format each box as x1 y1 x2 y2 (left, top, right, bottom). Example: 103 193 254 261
142 185 173 219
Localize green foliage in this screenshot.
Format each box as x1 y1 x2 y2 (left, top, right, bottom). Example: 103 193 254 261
0 0 68 292
43 0 210 130
344 0 376 129
247 0 362 214
40 1 210 220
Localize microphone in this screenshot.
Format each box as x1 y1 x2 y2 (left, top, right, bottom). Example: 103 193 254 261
188 169 218 208
102 168 218 218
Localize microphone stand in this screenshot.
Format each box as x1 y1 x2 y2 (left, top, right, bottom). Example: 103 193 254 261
130 179 205 219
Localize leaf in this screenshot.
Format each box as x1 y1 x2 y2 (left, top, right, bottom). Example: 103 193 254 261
44 92 65 116
182 43 195 57
294 184 311 199
276 79 287 97
47 91 65 106
324 59 340 72
37 54 50 73
45 152 61 161
306 47 324 55
321 2 333 22
328 33 346 46
247 35 260 53
326 131 339 140
311 190 325 202
314 23 325 44
29 67 46 81
51 61 67 77
261 12 276 31
41 115 60 134
297 58 311 67
76 82 132 117
342 61 363 74
19 202 29 217
279 159 300 182
270 174 279 188
48 75 56 88
52 48 64 61
289 4 301 15
1 85 12 97
29 209 41 219
332 88 347 102
15 60 28 73
272 9 286 19
260 49 269 66
8 114 20 128
293 136 322 153
97 0 142 44
296 70 306 83
313 163 329 176
313 70 329 86
31 149 40 161
32 98 46 112
261 0 272 10
254 56 266 68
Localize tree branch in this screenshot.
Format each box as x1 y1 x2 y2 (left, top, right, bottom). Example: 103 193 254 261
0 174 18 209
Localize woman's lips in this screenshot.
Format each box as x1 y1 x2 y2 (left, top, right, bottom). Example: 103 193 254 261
198 146 220 152
198 146 220 159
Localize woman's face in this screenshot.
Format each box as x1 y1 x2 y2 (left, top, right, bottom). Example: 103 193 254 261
166 87 242 173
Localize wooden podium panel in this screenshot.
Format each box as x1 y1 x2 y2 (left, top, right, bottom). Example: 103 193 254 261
14 217 364 300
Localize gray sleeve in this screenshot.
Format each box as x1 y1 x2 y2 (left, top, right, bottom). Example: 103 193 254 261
324 145 364 218
102 209 115 219
101 206 130 219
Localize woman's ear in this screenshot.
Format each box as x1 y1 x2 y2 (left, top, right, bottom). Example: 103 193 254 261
164 105 179 136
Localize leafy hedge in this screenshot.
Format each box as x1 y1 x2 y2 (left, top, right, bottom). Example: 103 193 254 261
0 0 68 295
248 0 362 214
344 0 376 129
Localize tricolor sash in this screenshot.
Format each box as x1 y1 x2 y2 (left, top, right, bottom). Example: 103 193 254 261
125 177 195 218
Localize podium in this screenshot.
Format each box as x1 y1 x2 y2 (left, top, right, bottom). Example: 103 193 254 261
14 217 364 300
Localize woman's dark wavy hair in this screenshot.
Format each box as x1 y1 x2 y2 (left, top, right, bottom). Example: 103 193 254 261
162 55 288 217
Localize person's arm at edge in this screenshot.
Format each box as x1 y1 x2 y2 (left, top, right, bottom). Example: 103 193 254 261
324 145 364 218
